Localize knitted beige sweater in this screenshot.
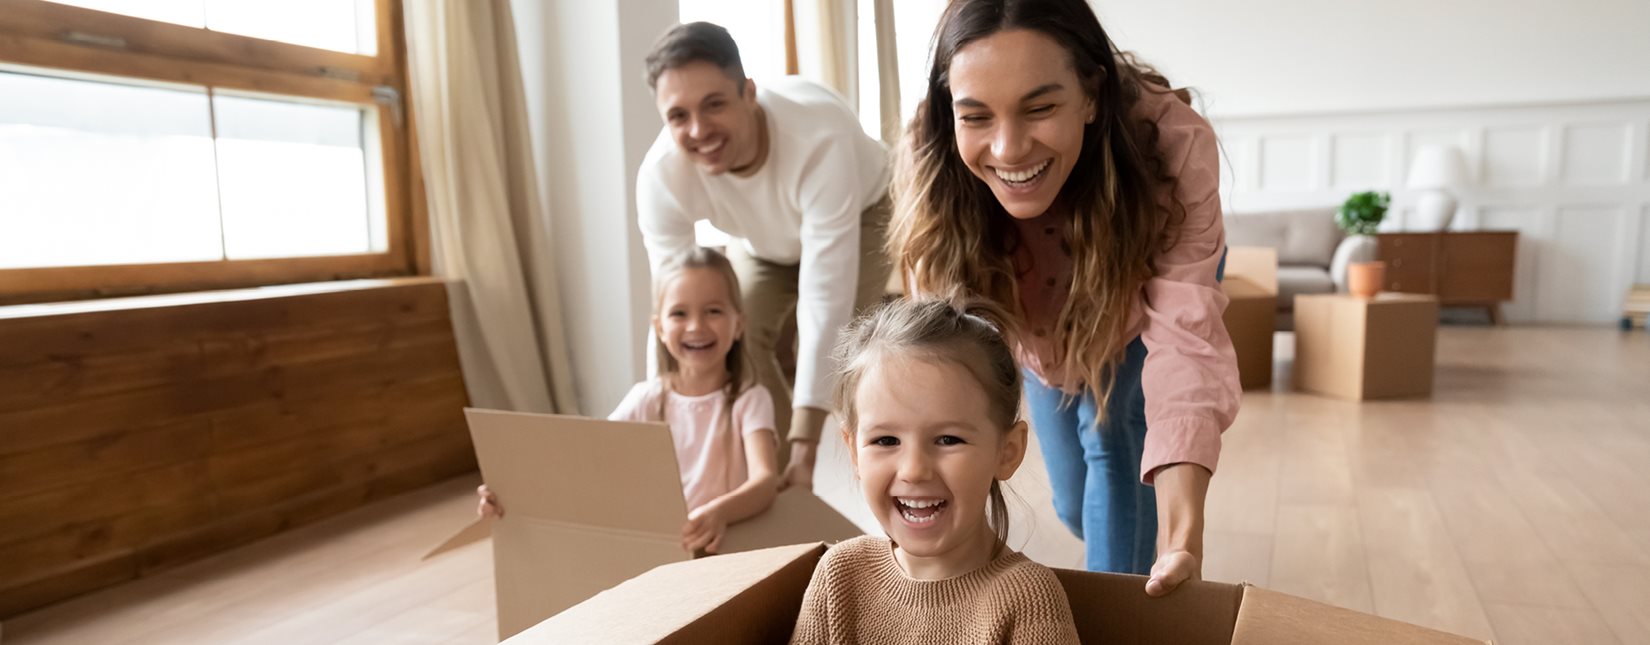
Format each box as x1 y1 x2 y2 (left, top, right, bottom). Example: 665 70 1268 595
790 536 1081 644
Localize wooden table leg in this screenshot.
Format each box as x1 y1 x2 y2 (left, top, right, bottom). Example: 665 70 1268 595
1487 303 1503 325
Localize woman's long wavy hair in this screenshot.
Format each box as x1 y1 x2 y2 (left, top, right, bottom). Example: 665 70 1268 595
888 0 1191 419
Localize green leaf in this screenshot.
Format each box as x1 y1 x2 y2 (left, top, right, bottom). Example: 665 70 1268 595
1336 190 1389 235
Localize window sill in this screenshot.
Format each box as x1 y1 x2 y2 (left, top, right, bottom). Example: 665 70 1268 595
0 276 448 321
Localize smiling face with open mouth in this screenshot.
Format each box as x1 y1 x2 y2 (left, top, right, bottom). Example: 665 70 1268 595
948 29 1095 220
850 355 1027 580
653 61 763 176
655 267 743 380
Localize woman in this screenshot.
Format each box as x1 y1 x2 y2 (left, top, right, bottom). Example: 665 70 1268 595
888 0 1240 597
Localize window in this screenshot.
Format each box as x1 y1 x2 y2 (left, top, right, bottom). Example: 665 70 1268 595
854 0 946 138
678 0 787 85
47 0 379 54
0 0 417 304
676 1 788 250
855 0 881 139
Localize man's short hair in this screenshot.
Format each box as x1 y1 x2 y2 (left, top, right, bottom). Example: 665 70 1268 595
644 22 747 91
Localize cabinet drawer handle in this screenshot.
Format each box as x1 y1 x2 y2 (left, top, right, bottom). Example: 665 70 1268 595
1392 258 1403 268
1392 281 1402 290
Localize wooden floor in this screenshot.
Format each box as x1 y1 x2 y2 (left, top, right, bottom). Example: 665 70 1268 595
5 326 1648 644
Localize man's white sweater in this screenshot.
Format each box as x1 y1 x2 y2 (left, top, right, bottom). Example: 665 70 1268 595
637 76 888 412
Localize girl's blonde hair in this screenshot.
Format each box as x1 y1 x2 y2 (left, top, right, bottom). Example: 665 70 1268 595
832 297 1022 547
653 247 756 428
888 0 1194 424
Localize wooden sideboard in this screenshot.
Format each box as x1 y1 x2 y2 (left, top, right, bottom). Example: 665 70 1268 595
1376 231 1518 324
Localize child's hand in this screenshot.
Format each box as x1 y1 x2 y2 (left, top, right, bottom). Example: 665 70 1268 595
681 505 728 554
476 484 503 519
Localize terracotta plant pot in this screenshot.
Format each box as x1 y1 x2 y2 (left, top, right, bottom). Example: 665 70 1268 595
1348 261 1386 299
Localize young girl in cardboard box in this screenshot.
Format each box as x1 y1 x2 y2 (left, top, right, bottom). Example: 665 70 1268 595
478 247 780 555
791 299 1080 643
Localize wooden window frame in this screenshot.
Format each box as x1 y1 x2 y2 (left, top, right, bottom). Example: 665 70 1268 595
0 0 429 305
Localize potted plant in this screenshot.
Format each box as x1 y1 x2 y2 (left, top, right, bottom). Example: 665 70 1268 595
1336 191 1389 236
1330 190 1390 294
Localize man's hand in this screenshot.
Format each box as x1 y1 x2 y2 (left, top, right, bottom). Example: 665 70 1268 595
780 407 830 490
780 439 817 491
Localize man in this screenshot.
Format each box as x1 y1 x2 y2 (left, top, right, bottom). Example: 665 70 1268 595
637 22 890 489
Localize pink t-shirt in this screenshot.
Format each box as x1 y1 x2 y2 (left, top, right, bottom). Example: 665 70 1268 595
1011 83 1241 485
608 379 777 512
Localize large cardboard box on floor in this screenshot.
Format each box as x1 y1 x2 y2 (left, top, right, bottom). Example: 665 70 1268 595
1293 292 1439 400
427 409 864 641
1221 246 1278 390
511 542 1489 644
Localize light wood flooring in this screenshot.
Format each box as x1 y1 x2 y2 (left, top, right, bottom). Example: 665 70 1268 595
5 326 1648 644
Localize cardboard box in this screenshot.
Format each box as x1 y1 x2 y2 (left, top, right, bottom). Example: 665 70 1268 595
427 409 864 640
1223 246 1278 295
1222 278 1277 390
509 542 1489 644
1293 293 1439 400
1221 247 1279 390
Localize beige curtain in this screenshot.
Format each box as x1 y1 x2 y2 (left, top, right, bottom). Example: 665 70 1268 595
870 0 900 145
793 0 855 101
792 0 901 145
403 0 579 415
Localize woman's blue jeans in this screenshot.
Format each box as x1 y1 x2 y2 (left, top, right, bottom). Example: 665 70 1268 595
1024 248 1225 573
1023 337 1155 574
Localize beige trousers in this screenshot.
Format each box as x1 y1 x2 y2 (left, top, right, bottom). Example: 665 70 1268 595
724 196 892 464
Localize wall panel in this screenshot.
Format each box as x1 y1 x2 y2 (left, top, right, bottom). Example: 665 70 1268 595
1216 99 1650 323
0 278 473 617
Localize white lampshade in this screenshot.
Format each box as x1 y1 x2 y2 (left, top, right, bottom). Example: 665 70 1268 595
1406 145 1469 189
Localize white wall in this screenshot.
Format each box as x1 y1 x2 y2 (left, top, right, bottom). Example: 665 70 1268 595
1090 0 1650 324
512 0 672 414
1216 99 1650 324
1093 0 1650 118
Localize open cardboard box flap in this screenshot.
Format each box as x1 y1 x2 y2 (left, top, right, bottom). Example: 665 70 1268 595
510 542 1490 645
426 409 863 641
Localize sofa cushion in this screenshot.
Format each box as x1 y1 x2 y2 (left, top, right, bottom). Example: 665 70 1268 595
1277 266 1335 310
1224 209 1343 268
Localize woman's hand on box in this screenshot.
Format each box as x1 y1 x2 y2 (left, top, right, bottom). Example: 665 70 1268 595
1145 549 1199 597
1147 463 1208 596
476 484 504 519
682 505 728 554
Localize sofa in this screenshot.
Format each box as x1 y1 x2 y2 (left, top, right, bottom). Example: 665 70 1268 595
1224 208 1358 330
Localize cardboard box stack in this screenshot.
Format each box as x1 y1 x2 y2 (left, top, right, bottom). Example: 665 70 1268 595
1221 246 1279 390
